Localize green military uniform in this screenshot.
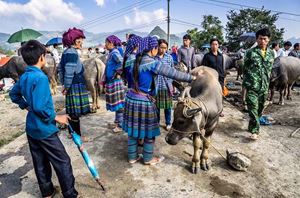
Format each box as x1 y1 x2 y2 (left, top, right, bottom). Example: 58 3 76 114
243 46 275 134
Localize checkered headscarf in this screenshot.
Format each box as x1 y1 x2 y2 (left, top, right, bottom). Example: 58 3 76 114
124 35 142 58
139 36 158 53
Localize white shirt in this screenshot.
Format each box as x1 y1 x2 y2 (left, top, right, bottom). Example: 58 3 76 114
52 48 60 64
279 48 291 57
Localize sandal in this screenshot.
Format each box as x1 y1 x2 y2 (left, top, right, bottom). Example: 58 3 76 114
144 156 165 165
112 126 123 133
129 154 143 164
249 134 259 140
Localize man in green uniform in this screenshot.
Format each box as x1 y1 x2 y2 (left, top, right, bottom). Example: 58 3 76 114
243 28 275 140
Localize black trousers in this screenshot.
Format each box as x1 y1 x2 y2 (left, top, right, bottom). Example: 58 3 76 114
27 133 78 198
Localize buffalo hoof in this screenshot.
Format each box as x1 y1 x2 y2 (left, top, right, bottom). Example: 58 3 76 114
287 96 292 100
201 163 210 171
192 166 200 174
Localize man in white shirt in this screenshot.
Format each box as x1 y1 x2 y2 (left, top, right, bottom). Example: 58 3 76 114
280 41 292 57
52 44 60 65
271 42 281 58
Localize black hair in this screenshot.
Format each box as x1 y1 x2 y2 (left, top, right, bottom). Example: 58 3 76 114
210 38 219 45
128 34 136 39
20 40 46 65
133 52 149 92
284 41 292 47
294 43 300 49
53 43 58 48
255 28 271 39
158 39 168 47
271 42 279 49
183 34 191 40
88 47 92 51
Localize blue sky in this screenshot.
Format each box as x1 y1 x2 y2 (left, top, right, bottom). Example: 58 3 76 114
0 0 299 40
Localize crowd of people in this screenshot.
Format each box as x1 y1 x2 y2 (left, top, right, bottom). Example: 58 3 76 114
8 26 300 197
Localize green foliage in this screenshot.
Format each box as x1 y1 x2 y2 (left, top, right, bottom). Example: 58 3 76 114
226 8 285 51
187 15 224 49
0 47 15 56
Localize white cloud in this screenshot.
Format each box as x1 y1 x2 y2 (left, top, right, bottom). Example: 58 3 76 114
124 8 167 25
0 0 84 33
95 0 105 7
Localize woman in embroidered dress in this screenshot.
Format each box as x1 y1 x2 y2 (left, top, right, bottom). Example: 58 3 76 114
155 39 175 131
123 36 196 165
104 35 125 133
59 27 90 141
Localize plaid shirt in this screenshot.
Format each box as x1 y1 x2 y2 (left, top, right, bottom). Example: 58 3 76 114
156 53 174 92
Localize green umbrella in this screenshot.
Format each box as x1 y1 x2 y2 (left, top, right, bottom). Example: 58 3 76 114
7 28 42 43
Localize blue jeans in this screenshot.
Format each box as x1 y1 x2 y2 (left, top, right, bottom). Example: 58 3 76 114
157 108 172 125
27 133 78 198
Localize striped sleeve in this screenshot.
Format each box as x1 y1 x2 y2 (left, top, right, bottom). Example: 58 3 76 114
152 61 192 83
64 53 78 90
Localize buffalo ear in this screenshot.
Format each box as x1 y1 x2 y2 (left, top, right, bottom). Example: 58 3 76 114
186 107 202 117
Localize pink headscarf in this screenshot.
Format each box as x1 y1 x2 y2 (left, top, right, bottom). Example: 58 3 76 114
106 35 122 46
62 27 86 47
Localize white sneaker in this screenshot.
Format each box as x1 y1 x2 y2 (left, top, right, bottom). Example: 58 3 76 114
166 125 171 131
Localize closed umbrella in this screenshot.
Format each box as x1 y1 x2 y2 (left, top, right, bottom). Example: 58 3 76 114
68 125 105 191
7 28 42 43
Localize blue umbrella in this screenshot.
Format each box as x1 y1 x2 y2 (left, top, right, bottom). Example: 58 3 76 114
239 32 256 43
68 125 105 191
201 44 211 49
46 37 62 46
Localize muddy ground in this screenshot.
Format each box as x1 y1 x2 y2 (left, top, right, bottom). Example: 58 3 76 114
0 71 300 198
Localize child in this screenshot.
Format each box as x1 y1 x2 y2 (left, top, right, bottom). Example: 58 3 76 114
104 35 125 133
9 40 78 198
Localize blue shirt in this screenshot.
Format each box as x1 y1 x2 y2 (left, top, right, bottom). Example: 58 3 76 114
9 66 58 140
137 54 192 96
105 48 123 82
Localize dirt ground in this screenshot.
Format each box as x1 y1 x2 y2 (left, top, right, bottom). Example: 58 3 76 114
0 71 300 198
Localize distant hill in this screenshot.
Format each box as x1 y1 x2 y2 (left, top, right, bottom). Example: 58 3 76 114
0 26 183 50
149 26 181 46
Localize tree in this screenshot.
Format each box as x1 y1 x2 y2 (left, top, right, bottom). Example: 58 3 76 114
226 8 285 51
187 15 224 49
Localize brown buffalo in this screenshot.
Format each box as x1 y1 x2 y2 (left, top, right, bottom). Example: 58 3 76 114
166 66 223 174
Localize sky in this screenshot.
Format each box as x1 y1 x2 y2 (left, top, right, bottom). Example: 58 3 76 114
0 0 300 40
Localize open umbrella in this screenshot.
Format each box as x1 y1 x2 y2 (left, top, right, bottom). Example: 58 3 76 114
46 37 62 46
68 125 105 191
7 28 42 43
239 32 256 43
201 44 211 49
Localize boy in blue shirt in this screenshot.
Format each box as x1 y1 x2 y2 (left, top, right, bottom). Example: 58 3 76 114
9 40 78 198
